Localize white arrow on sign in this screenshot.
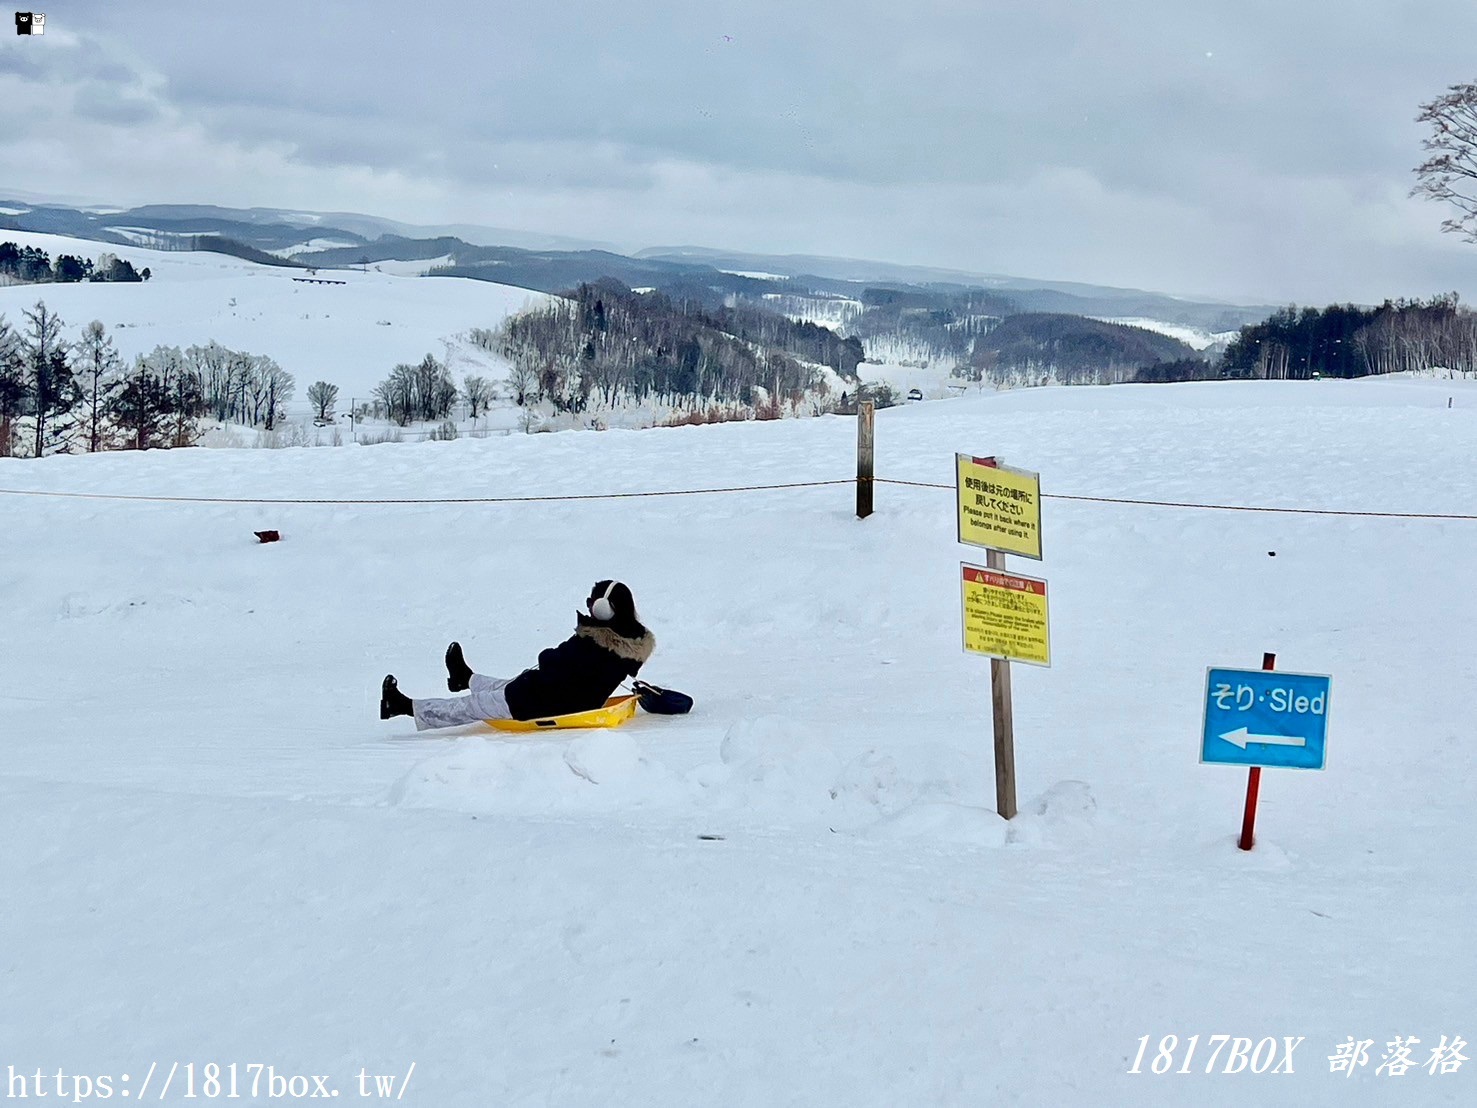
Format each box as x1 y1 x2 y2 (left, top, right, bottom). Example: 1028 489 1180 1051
1219 727 1306 750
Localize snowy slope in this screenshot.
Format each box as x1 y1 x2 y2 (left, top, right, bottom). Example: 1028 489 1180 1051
0 231 546 402
1095 316 1239 351
3 377 1476 1104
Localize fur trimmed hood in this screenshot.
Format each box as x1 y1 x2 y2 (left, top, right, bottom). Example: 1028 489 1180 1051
575 620 655 665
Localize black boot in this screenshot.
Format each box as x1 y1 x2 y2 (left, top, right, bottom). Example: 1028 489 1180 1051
445 641 472 692
381 674 413 720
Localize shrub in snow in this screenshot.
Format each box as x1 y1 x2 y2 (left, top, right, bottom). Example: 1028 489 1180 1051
358 427 403 446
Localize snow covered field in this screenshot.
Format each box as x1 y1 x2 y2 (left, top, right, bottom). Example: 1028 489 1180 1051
0 231 544 402
4 377 1476 1104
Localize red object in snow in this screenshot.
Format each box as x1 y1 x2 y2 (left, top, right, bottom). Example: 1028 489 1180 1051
1237 651 1277 851
254 530 281 544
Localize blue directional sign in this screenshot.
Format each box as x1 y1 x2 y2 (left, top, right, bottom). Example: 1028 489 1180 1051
1201 668 1331 770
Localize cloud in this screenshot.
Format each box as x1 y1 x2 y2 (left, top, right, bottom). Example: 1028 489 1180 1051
8 0 1477 303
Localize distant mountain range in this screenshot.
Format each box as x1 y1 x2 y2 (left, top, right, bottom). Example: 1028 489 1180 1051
0 196 1274 332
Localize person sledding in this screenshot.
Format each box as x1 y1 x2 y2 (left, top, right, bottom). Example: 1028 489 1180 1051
379 579 655 730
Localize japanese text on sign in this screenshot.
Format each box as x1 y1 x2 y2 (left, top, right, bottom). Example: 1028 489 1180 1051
955 454 1042 559
960 563 1050 667
1200 668 1331 770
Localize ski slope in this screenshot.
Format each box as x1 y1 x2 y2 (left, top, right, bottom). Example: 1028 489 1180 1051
0 231 545 402
3 377 1476 1104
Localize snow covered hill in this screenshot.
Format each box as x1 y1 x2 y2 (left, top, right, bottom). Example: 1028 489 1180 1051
4 374 1476 1103
0 230 545 405
1095 316 1239 351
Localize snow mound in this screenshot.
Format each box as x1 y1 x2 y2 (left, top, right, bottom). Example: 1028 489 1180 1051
386 715 985 839
1003 780 1099 848
859 801 1009 846
387 730 689 815
692 718 941 831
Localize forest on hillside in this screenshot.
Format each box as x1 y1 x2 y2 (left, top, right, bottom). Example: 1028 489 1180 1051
950 313 1197 384
490 281 864 412
1219 295 1477 378
490 281 1226 404
718 285 1197 384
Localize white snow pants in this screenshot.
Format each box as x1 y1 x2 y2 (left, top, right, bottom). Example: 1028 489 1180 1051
412 673 514 731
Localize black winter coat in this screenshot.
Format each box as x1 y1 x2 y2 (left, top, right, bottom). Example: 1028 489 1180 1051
502 614 655 720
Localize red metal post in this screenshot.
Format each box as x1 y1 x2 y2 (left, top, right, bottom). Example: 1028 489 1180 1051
1237 768 1261 851
1237 652 1276 851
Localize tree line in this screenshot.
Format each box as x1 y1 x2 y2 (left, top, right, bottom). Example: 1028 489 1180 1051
0 301 296 457
949 313 1196 386
361 352 496 427
1218 295 1476 379
0 242 151 285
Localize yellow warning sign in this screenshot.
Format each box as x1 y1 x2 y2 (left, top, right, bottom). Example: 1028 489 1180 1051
956 454 1042 559
961 563 1051 667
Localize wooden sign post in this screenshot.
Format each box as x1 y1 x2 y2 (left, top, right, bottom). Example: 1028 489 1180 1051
955 454 1045 822
987 549 1018 819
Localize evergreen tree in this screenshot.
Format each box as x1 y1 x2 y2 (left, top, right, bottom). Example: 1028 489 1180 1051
0 315 25 457
109 359 170 450
124 346 200 448
22 301 77 457
167 368 205 447
17 246 51 282
54 255 88 283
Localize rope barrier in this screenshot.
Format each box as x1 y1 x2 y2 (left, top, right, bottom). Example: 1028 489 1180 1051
0 480 853 506
0 476 1473 520
870 478 1477 520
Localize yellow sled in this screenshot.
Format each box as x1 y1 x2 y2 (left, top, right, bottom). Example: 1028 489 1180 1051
484 694 639 733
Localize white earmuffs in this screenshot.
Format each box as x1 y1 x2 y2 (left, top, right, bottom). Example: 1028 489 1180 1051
590 580 617 622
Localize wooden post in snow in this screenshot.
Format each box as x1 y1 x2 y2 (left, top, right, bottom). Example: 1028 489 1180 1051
856 401 875 519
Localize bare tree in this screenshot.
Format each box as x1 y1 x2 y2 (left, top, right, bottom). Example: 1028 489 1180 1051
262 360 293 430
1254 340 1290 380
505 359 536 407
226 349 257 423
307 380 339 421
461 374 493 418
188 342 232 421
375 364 416 426
373 355 454 425
1414 81 1477 241
77 321 123 452
237 355 293 428
410 353 454 421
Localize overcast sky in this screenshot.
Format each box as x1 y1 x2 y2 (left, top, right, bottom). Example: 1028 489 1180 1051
3 1 1474 304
